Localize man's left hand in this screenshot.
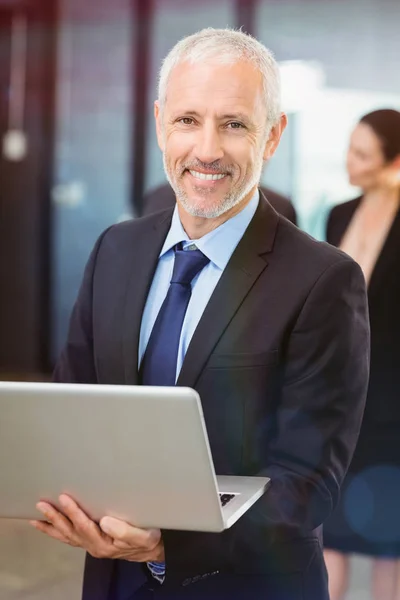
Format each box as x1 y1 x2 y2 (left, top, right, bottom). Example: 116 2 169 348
30 494 165 563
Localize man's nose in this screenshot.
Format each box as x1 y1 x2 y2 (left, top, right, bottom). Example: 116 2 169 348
194 125 224 166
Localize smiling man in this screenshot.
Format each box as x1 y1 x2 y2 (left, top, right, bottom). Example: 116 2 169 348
32 29 369 600
157 51 278 232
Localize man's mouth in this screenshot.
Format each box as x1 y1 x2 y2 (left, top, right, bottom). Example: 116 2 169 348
188 170 227 181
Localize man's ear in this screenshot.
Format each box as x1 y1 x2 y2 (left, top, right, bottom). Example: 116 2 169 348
154 101 165 152
263 113 288 161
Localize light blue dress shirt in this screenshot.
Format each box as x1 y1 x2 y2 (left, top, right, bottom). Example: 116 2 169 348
138 190 259 380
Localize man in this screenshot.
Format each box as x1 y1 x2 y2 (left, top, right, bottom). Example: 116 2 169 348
142 182 297 224
31 28 369 599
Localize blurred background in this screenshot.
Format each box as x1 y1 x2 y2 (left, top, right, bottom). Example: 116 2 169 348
1 0 399 597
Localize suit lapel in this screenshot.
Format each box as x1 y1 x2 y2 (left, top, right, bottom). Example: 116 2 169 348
122 210 173 384
368 205 400 300
328 198 361 247
177 196 280 388
333 195 400 299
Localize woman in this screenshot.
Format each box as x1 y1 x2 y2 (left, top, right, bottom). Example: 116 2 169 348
324 108 400 600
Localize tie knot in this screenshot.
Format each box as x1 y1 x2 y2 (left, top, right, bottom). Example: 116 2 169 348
171 246 209 285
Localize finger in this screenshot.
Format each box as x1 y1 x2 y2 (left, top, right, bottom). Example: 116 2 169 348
30 520 71 545
112 539 134 550
100 518 161 549
36 502 74 541
100 517 142 543
58 494 84 521
59 495 113 544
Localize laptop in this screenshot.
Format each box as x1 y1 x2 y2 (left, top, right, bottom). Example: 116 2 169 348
0 381 269 532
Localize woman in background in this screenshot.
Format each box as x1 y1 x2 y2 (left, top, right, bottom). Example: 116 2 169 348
324 109 400 600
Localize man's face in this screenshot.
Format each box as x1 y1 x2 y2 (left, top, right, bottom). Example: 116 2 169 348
155 60 282 219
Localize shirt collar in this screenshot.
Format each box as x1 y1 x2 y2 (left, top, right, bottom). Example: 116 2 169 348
159 189 259 270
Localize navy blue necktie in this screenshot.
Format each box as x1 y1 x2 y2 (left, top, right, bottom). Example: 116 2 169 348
111 245 210 598
140 244 210 387
141 244 209 584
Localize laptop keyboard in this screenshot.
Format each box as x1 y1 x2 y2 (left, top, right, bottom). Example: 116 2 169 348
219 493 235 507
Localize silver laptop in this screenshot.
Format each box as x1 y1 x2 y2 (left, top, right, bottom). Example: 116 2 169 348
0 381 269 532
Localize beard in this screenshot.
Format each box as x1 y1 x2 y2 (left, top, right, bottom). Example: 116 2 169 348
162 151 265 219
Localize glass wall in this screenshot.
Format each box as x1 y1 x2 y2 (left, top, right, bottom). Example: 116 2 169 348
255 0 400 237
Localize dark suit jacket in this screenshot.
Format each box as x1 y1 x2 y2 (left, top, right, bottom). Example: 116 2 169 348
54 196 369 600
327 197 400 425
142 183 297 225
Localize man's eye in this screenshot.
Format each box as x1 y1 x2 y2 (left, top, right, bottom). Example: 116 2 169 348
227 122 245 129
179 118 194 125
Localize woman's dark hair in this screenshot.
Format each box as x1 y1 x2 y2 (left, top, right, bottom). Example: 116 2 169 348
359 109 400 163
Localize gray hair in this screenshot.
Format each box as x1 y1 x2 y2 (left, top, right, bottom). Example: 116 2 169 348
158 28 281 130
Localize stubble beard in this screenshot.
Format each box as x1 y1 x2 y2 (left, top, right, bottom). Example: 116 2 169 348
162 151 265 219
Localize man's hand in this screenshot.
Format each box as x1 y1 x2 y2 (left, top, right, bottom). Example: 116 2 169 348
30 494 165 563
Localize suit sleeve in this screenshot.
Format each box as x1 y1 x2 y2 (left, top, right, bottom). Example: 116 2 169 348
53 228 112 384
162 257 370 581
